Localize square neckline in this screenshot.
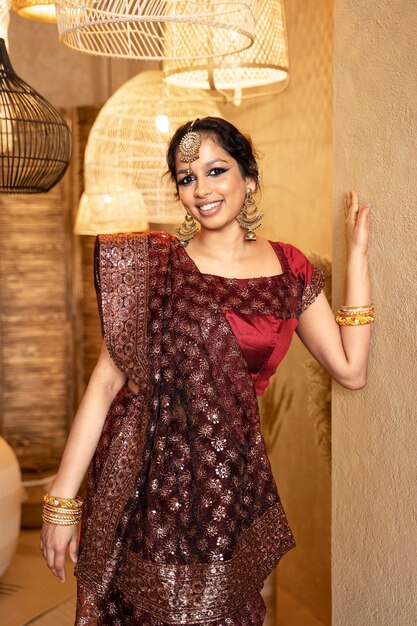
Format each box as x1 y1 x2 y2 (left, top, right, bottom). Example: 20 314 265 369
178 240 291 283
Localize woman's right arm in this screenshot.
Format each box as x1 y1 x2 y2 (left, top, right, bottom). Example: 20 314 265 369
40 340 126 582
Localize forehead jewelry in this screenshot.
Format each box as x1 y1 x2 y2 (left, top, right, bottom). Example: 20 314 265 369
179 119 201 175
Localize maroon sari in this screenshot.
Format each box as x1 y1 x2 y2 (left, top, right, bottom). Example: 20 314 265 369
74 232 323 625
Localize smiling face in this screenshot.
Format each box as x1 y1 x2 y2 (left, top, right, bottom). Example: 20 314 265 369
175 135 255 234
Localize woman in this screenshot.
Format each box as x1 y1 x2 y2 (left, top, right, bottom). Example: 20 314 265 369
41 117 372 625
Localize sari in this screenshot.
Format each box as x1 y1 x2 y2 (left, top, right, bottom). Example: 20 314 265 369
74 231 324 625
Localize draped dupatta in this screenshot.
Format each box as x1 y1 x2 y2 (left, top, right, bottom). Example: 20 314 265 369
75 232 295 624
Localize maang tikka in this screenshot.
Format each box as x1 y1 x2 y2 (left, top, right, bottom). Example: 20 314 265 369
175 120 202 246
236 188 263 241
178 118 201 175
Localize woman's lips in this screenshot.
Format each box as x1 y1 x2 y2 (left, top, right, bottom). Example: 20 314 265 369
197 200 222 216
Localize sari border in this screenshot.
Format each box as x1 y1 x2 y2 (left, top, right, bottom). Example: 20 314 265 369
117 503 295 623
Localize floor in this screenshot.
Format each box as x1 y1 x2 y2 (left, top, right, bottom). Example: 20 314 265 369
0 530 325 626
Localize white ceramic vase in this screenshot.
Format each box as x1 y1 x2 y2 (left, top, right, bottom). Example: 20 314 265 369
0 437 21 576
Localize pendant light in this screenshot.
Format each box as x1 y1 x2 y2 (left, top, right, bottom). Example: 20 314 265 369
55 0 257 61
11 0 56 23
0 38 71 193
164 0 290 105
81 70 221 229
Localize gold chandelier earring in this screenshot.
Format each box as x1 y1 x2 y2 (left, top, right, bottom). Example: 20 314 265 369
175 213 199 247
236 188 263 241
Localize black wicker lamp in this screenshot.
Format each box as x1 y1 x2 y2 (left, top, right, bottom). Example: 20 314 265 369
0 38 71 193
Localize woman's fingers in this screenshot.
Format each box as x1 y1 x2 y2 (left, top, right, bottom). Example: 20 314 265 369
40 523 77 583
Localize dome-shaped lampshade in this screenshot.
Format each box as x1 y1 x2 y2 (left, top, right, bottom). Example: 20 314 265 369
164 0 290 104
74 192 149 235
56 0 256 61
11 0 56 23
83 71 221 225
0 38 71 193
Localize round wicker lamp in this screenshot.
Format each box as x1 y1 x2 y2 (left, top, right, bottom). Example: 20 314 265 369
11 0 56 23
164 0 290 104
83 71 221 226
0 38 71 193
74 192 149 235
56 0 257 61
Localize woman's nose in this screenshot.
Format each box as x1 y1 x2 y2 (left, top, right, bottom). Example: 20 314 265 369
194 179 212 197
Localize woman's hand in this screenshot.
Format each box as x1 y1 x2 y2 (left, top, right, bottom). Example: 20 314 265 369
345 190 371 257
40 522 79 583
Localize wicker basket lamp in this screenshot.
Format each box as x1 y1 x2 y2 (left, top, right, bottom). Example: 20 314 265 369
74 191 149 235
164 0 289 104
82 70 221 226
56 0 257 61
0 39 71 193
11 0 56 23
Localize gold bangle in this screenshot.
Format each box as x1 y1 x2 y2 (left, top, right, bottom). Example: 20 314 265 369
43 493 83 509
42 514 80 526
336 314 374 326
340 304 373 310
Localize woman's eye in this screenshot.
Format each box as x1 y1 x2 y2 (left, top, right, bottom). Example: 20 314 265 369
209 167 227 177
177 175 195 186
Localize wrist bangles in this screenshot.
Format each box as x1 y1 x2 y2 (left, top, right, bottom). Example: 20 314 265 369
335 304 374 326
42 493 83 526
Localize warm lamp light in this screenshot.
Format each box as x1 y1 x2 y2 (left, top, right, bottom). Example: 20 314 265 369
11 0 56 23
74 192 149 235
83 70 221 225
56 0 257 61
164 0 290 104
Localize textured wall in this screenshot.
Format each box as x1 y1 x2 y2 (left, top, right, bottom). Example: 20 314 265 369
7 13 149 107
333 1 417 624
223 1 333 624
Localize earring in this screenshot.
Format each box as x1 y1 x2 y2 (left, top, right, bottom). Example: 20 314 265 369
236 188 263 241
175 213 199 247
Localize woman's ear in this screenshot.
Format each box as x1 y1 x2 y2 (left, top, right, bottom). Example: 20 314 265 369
245 178 257 193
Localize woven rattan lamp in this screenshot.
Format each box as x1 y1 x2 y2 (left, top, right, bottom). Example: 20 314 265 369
0 39 71 193
74 192 149 235
11 0 56 23
56 0 257 61
164 0 289 104
82 70 221 226
0 0 10 47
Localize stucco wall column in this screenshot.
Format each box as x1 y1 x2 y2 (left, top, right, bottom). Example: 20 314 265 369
333 2 417 624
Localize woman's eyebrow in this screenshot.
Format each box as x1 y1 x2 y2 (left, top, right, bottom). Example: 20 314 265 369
177 158 230 177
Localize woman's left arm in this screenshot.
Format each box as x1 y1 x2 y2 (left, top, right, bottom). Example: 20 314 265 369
296 191 372 389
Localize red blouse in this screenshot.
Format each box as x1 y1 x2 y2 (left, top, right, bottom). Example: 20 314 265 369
196 241 324 396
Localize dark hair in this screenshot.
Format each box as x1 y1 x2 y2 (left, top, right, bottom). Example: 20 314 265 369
166 117 260 194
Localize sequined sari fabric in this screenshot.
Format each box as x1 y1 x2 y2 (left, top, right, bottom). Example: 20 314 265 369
75 232 323 625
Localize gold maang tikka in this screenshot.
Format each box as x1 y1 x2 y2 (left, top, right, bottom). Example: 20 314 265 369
178 119 201 174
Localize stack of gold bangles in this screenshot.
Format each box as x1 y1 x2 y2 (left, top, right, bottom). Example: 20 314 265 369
42 493 83 525
335 304 374 326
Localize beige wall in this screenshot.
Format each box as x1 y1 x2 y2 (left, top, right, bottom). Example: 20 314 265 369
333 1 417 624
223 1 333 624
8 13 150 107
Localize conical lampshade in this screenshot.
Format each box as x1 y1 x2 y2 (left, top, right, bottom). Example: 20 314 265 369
164 0 290 104
56 0 257 61
0 38 71 193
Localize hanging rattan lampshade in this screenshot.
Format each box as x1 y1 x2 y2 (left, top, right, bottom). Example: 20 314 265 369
56 0 257 61
0 39 71 193
164 0 289 104
83 70 221 225
74 192 149 235
11 0 56 23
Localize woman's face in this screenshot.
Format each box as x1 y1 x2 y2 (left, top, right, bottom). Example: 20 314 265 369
175 135 255 234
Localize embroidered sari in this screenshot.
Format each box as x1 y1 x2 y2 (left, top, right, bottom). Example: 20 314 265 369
74 232 324 625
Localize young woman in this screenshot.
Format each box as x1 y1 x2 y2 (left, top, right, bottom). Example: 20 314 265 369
41 117 372 625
